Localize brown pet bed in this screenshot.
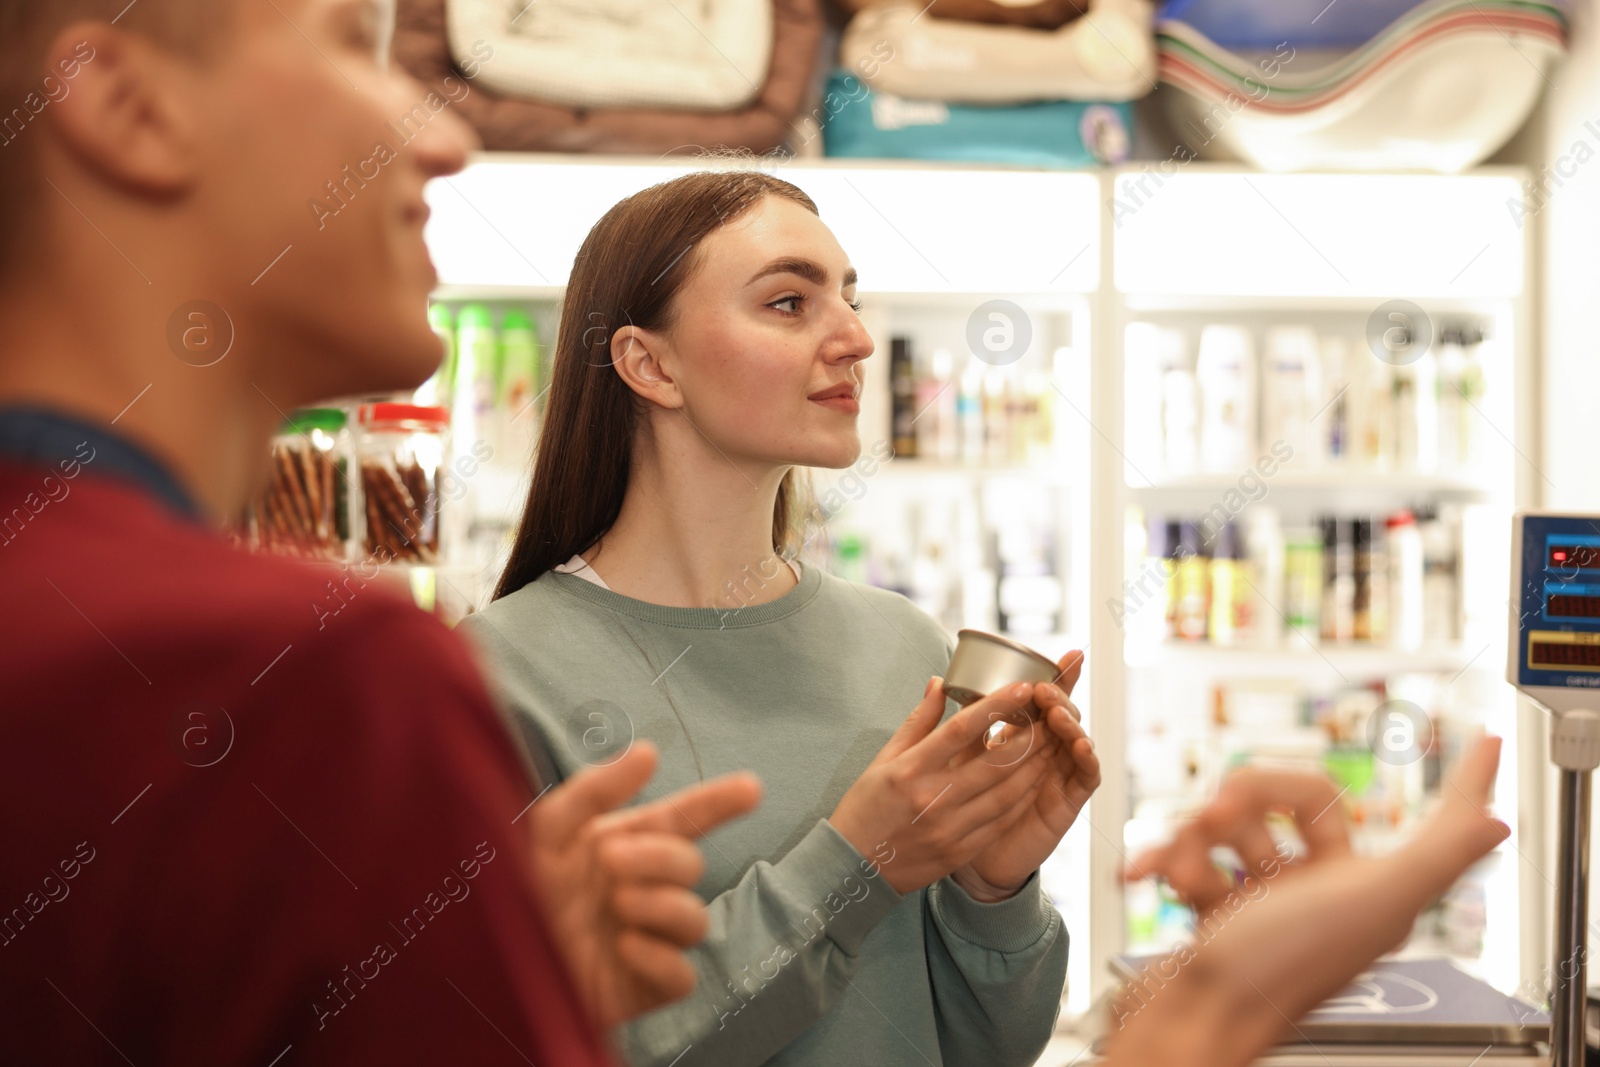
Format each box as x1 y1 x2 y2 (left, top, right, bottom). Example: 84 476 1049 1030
392 0 825 155
832 0 1086 30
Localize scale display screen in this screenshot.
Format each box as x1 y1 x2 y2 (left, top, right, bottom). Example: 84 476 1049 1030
1549 545 1600 570
1529 634 1600 670
1547 593 1600 619
1514 515 1600 690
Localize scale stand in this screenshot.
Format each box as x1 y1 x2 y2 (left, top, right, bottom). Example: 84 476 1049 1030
1550 709 1600 1067
1507 512 1600 1067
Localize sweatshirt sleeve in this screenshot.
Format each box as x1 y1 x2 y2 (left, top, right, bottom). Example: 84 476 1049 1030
921 872 1069 1067
616 817 902 1067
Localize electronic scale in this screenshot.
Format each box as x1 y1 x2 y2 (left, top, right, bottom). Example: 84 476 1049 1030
1508 511 1600 1067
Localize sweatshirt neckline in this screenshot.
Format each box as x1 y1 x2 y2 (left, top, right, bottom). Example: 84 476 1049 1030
546 559 823 629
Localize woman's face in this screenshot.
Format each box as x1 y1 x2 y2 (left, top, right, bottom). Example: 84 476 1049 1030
653 194 874 471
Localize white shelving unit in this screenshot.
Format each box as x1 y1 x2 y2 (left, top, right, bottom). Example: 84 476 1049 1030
1100 166 1541 1009
423 155 1543 1021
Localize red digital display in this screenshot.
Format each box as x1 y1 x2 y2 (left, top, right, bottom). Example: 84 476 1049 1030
1549 544 1600 569
1548 595 1600 618
1531 642 1600 669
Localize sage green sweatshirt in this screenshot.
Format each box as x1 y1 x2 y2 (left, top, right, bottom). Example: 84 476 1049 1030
458 562 1068 1067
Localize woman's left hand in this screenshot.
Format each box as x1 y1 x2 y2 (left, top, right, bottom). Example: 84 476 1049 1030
949 651 1100 902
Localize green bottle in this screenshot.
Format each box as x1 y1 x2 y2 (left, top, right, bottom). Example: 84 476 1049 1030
455 304 499 449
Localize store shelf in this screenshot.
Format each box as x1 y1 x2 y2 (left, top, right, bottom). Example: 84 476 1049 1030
425 154 1102 296
1125 639 1492 676
420 158 1540 1013
869 458 1079 483
1111 170 1526 300
1127 469 1491 497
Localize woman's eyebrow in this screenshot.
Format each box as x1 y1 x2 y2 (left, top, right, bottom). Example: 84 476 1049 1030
746 257 858 290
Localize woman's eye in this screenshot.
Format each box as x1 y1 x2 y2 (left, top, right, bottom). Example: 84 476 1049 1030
770 296 803 314
848 299 863 314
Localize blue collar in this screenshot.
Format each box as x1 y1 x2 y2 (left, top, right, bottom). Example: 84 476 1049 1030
0 405 203 522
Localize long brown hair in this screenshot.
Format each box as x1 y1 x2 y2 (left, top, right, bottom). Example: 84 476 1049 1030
493 169 819 601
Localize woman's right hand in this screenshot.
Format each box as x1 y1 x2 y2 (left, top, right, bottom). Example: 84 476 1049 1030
828 676 1058 896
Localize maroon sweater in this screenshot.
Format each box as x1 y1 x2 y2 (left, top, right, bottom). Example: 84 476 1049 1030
0 437 614 1065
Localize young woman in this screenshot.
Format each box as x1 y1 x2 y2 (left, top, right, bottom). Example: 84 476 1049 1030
459 169 1100 1067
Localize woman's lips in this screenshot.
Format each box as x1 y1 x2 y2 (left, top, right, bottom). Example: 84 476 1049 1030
811 395 860 415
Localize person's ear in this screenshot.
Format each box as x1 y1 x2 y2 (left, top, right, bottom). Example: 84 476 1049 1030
611 325 682 409
45 24 200 198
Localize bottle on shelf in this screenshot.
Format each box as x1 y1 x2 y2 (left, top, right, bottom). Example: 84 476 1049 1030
1207 521 1247 646
1316 335 1350 467
915 347 959 463
1174 521 1210 641
1245 507 1284 647
1195 324 1255 472
1387 510 1425 651
1157 517 1182 641
1162 365 1199 476
1352 517 1388 644
983 370 1010 465
890 335 918 459
1284 525 1324 639
1420 506 1461 644
1434 326 1466 472
454 304 499 459
1456 326 1489 470
1261 326 1319 460
1355 357 1394 469
958 360 985 463
1391 338 1438 473
498 309 541 465
1321 515 1355 643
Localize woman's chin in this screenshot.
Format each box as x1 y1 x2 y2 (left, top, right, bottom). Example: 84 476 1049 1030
790 437 862 470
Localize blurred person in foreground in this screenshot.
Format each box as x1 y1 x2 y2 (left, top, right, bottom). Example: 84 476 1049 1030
0 0 758 1062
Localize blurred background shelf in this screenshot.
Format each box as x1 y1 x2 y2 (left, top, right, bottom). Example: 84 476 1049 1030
1124 640 1492 674
381 158 1542 1017
1129 469 1490 496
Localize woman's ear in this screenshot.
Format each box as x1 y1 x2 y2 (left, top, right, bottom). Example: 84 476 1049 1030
611 324 682 409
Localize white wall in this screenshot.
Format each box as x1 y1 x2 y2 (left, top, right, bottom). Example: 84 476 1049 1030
1540 3 1600 508
1529 0 1600 1007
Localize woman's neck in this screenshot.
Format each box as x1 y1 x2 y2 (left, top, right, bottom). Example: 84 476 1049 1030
581 420 799 610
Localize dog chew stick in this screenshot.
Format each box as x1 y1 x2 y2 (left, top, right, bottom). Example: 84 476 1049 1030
321 451 338 549
277 446 314 536
400 460 441 552
366 461 422 561
361 465 390 557
296 444 324 540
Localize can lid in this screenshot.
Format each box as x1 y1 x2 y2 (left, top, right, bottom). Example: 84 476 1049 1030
283 407 347 434
952 629 1059 672
358 403 449 429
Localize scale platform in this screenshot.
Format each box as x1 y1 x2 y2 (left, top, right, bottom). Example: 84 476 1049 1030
1111 955 1547 1048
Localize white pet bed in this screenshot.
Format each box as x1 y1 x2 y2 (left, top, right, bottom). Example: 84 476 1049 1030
448 0 773 111
840 0 1157 104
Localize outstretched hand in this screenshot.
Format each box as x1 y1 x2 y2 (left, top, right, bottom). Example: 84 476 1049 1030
1105 735 1509 1067
525 742 762 1028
